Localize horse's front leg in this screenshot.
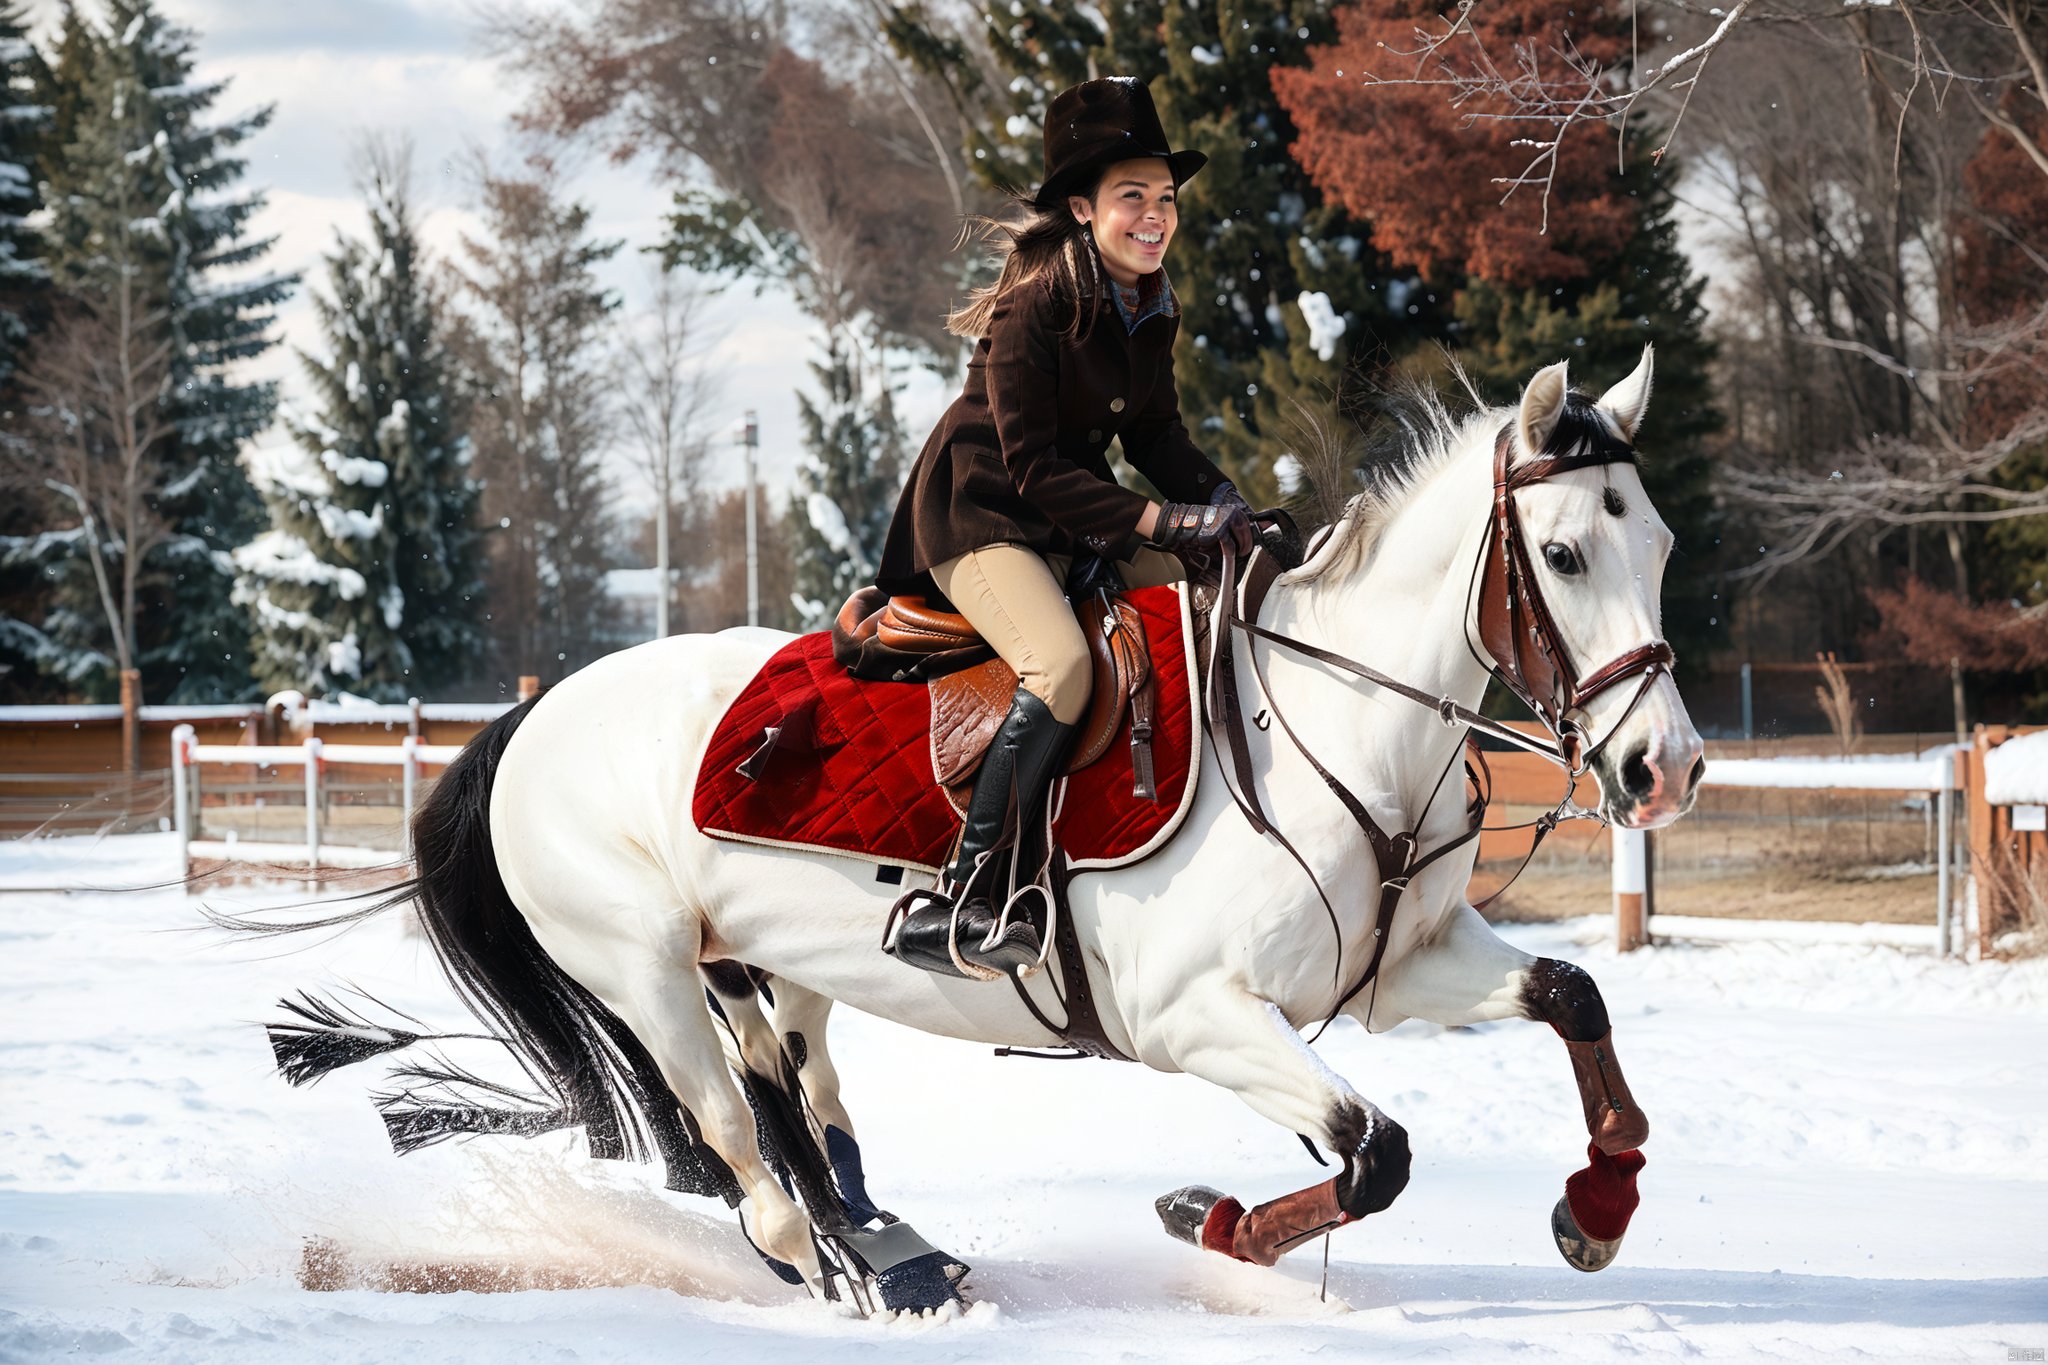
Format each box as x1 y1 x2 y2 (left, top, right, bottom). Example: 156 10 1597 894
1153 986 1412 1266
1373 902 1649 1271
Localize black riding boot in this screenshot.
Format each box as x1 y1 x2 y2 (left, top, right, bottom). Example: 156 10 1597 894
890 688 1076 978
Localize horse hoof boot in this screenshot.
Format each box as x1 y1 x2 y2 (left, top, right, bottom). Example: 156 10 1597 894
1156 1185 1229 1247
1551 1193 1624 1273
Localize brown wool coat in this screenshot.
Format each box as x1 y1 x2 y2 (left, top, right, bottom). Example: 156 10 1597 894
874 271 1229 602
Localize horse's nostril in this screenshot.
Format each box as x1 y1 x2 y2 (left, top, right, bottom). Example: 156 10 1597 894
1686 755 1705 797
1621 749 1656 800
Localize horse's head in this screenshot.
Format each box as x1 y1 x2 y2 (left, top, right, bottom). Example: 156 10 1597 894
1500 348 1704 829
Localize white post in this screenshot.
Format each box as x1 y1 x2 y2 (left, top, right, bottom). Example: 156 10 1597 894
172 723 194 880
741 409 759 628
401 735 419 862
655 464 671 640
303 736 323 873
1935 750 1954 958
1613 825 1648 951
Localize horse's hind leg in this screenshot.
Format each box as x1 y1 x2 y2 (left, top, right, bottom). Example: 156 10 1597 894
1371 901 1648 1272
598 942 827 1295
702 967 967 1311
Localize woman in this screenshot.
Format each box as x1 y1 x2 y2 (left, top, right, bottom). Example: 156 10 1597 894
877 77 1254 980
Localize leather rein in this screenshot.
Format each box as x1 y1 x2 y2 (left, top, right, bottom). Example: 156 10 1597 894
1209 423 1676 1034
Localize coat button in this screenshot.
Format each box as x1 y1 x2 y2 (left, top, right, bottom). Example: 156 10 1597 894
1088 428 1102 443
1110 397 1126 413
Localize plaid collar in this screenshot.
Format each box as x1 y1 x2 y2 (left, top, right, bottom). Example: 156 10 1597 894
1106 266 1177 335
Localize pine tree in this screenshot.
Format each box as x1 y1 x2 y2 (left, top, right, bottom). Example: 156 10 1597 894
28 0 292 701
0 0 46 387
236 152 482 700
886 0 1426 500
452 164 622 685
0 3 50 700
787 332 905 628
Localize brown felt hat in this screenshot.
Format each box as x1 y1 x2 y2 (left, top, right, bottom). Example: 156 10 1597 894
1031 77 1207 212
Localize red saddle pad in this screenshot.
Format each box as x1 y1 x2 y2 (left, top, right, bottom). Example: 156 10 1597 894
691 584 1199 871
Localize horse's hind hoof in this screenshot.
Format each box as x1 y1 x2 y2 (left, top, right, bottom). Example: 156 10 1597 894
1550 1193 1624 1272
833 1221 968 1313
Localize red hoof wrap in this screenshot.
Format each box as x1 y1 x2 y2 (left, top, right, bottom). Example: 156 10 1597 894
1200 1195 1245 1256
1564 1142 1645 1243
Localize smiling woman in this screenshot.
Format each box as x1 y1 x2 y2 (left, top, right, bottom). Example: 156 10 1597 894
868 76 1255 979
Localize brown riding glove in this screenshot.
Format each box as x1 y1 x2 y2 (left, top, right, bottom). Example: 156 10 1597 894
1153 483 1256 557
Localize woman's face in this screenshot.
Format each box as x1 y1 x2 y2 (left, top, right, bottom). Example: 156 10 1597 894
1068 157 1177 287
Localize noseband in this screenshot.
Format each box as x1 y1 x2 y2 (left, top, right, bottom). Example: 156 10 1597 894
1474 425 1675 774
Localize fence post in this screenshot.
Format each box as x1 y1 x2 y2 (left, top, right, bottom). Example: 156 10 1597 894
1614 825 1648 951
1740 662 1754 743
120 668 142 778
401 735 419 862
1935 750 1954 958
303 736 322 873
172 724 194 880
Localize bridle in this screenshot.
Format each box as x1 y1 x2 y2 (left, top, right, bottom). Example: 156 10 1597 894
1472 425 1676 775
1208 419 1675 1035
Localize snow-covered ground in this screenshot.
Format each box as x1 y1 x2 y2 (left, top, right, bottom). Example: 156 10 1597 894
3 833 2044 1362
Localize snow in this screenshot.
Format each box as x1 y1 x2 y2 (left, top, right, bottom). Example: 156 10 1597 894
1296 291 1347 362
232 530 368 600
1984 732 2048 805
604 568 667 601
0 704 259 724
1191 44 1221 65
1703 751 1957 791
2 834 2043 1361
325 630 362 679
806 491 855 556
1273 452 1304 496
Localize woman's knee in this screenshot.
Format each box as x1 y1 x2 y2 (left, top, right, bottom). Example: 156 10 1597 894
1024 642 1092 725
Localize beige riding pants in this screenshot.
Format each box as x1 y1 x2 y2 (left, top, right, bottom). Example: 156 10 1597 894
931 543 1185 725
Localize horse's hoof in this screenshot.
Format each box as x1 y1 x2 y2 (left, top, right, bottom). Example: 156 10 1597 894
1156 1185 1228 1247
874 1249 965 1312
1551 1193 1624 1272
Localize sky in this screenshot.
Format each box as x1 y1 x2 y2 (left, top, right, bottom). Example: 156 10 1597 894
18 0 956 520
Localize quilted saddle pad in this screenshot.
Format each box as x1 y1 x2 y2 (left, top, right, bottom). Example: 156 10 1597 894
691 583 1200 872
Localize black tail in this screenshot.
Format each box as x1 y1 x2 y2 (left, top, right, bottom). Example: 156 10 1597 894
399 695 740 1202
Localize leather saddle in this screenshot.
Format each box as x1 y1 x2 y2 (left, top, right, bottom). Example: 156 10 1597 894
833 586 1161 803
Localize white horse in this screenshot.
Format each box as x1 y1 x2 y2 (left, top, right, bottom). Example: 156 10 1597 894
351 352 1701 1309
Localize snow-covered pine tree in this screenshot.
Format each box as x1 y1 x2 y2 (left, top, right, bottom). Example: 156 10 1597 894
236 151 482 700
0 0 46 387
786 330 904 629
30 0 292 701
0 4 50 700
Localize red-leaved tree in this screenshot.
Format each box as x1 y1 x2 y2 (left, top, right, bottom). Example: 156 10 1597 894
1269 0 1637 286
1869 578 2048 673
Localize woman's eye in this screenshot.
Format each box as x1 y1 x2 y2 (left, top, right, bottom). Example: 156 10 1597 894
1543 542 1581 575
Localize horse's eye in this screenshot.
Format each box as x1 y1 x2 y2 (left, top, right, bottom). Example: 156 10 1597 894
1543 542 1581 575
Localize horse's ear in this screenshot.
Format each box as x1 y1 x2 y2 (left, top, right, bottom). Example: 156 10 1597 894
1517 361 1570 458
1598 344 1655 440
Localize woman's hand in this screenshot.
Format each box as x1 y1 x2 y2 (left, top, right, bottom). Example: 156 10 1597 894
1150 497 1255 556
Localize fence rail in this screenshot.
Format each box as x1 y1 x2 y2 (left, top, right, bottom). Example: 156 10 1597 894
171 726 458 876
1610 750 1961 955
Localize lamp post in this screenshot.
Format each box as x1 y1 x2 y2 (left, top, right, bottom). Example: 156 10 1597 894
738 409 760 628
